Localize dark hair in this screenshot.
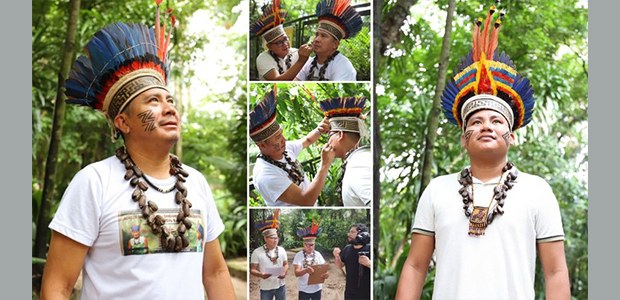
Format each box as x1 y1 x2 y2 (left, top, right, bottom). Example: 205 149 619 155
351 223 368 233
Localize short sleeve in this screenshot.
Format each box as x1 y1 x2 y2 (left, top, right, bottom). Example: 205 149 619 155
287 140 304 158
48 166 103 247
411 180 436 236
346 152 372 205
197 172 225 243
250 248 261 265
292 252 303 266
256 52 277 79
534 179 565 243
255 166 294 204
295 58 313 81
330 55 356 81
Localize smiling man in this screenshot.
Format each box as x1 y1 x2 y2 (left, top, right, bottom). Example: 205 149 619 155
295 0 362 81
395 6 570 300
251 0 312 81
40 4 234 299
250 86 335 206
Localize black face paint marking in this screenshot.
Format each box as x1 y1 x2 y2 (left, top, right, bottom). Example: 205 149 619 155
502 131 510 146
137 110 156 132
464 130 473 146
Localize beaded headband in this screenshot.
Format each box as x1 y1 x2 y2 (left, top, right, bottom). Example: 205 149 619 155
316 0 362 40
440 5 535 131
251 0 288 43
250 85 281 143
319 96 369 142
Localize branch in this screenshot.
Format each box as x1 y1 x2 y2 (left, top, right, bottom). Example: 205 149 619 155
380 0 419 53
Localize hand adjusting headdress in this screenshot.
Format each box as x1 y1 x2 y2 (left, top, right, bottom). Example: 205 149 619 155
65 0 174 140
255 209 281 238
319 96 369 142
250 85 281 143
316 0 363 40
441 5 535 131
297 219 322 243
250 0 288 44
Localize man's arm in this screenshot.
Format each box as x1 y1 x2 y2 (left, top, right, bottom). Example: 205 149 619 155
40 231 89 300
302 117 330 148
333 247 344 269
263 45 313 81
202 238 235 299
277 143 335 206
278 259 289 279
294 264 314 277
395 233 435 300
250 263 272 279
538 241 571 300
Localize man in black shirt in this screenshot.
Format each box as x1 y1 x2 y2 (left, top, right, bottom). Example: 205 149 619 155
333 224 371 299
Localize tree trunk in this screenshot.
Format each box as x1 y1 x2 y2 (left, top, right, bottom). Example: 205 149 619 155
372 0 383 264
33 0 81 260
380 0 420 53
416 0 456 209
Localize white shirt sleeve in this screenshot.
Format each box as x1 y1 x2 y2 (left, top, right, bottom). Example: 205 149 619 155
533 177 565 242
196 170 225 243
330 54 357 81
256 51 278 79
411 179 436 236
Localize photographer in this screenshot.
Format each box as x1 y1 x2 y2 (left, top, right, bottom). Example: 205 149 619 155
333 224 371 299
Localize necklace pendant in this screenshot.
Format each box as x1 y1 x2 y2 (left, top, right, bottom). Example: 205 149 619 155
468 206 489 236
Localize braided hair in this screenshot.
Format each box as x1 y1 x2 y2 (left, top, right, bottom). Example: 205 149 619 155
306 51 340 81
269 51 292 75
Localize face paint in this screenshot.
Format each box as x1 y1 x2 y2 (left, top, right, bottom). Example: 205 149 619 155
502 131 511 146
464 130 473 146
137 110 156 132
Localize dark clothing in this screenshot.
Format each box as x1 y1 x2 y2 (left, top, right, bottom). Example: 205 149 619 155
340 244 371 300
298 290 322 300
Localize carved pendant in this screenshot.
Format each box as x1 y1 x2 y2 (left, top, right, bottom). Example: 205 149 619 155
468 206 489 236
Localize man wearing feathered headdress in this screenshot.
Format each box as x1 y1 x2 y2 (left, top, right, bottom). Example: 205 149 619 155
293 219 329 299
40 2 235 299
295 0 363 81
251 0 313 80
250 85 336 206
396 5 570 300
250 210 289 300
320 96 371 206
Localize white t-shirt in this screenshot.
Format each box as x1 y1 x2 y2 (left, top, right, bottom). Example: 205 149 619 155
253 140 314 206
411 170 565 300
342 147 372 206
292 250 326 293
295 53 356 81
250 246 288 291
256 49 300 80
49 156 225 300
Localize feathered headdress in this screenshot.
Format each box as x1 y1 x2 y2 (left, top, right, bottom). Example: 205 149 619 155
297 219 322 242
316 0 363 40
319 96 369 142
250 85 281 143
65 0 175 140
251 0 288 43
441 5 535 131
255 209 281 238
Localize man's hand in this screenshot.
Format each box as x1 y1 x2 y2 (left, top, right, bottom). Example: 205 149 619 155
333 247 341 257
317 117 330 134
321 143 336 167
277 271 287 279
306 266 315 274
298 44 313 61
358 254 371 268
261 272 272 279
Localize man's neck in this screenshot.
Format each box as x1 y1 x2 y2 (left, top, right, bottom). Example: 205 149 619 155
125 142 173 179
265 244 277 251
469 158 507 183
263 151 284 161
316 50 337 64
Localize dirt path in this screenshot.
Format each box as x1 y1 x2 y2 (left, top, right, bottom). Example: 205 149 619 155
250 248 346 299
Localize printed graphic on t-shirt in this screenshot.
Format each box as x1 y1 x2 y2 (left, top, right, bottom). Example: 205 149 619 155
118 208 205 255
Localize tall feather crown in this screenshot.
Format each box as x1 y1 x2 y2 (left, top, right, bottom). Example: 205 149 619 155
250 85 281 143
65 1 174 130
251 0 288 43
440 5 535 131
297 220 322 242
316 0 363 40
319 96 369 142
255 209 281 238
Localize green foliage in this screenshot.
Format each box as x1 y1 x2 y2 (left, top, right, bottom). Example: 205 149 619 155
249 208 371 254
248 83 371 206
377 1 588 299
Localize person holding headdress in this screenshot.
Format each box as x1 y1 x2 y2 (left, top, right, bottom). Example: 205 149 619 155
40 2 235 299
295 0 362 81
395 6 570 299
293 220 329 299
250 210 289 300
250 86 336 206
319 97 371 206
252 0 313 80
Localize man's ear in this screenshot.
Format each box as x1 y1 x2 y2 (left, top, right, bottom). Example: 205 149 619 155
114 113 130 135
